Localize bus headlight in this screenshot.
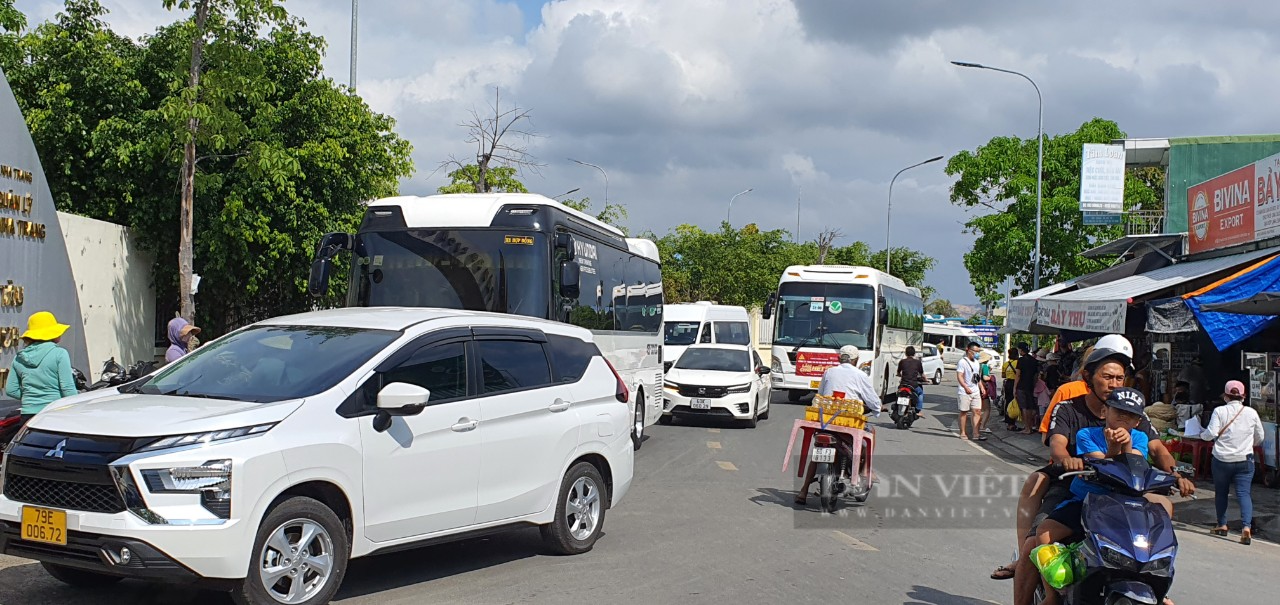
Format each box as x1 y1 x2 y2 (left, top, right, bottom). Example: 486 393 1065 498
771 357 783 373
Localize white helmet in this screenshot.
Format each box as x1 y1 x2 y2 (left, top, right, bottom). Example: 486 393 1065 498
839 345 860 363
1083 334 1134 372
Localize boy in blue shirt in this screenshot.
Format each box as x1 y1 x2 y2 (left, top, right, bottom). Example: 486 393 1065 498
1034 387 1175 605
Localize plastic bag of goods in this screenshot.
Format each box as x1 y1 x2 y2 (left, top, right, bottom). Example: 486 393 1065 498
1030 542 1085 590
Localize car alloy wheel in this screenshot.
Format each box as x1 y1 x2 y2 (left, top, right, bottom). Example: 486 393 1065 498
257 519 336 604
565 476 602 541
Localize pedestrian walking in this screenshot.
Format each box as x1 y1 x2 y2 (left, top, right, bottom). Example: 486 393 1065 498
1201 380 1265 545
2 311 78 425
1015 343 1041 434
956 342 984 440
165 316 202 363
979 352 998 433
1002 347 1020 424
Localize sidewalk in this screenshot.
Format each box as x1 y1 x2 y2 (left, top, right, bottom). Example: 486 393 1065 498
977 421 1280 542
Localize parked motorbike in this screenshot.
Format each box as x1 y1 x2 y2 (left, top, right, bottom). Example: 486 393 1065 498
1044 454 1185 605
890 384 920 430
0 406 21 452
809 428 872 513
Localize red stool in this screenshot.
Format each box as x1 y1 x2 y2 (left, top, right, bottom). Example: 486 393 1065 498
1187 439 1214 480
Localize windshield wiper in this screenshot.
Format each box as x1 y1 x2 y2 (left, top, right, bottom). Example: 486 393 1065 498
792 325 828 353
167 391 246 401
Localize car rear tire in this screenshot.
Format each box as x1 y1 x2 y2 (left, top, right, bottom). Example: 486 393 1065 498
541 462 607 555
232 496 349 605
41 562 123 588
932 369 942 385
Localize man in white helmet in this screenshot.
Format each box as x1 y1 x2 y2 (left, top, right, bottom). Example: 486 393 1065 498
795 345 881 505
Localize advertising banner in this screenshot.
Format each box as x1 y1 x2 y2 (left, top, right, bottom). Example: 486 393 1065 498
1034 299 1127 333
1187 151 1280 254
1079 143 1126 213
1008 299 1037 331
794 351 840 378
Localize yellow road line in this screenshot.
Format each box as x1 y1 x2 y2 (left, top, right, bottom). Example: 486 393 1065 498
831 530 879 552
707 441 722 449
716 461 738 471
707 428 721 433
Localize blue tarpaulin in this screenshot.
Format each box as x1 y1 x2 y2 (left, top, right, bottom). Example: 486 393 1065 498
1185 255 1280 350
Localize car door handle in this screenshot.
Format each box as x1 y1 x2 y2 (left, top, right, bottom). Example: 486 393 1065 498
548 400 571 413
451 418 479 432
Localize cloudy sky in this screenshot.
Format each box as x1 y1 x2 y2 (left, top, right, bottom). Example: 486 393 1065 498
14 0 1280 304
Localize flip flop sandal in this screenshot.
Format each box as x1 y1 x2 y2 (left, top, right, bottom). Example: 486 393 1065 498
990 565 1016 580
977 436 988 441
1211 527 1229 536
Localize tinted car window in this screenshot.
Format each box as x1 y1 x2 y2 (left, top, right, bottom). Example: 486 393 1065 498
548 334 598 383
713 321 751 345
382 342 468 403
479 340 553 394
673 348 751 372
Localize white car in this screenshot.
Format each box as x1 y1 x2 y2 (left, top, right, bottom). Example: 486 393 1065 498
660 344 772 428
0 308 633 604
920 343 945 385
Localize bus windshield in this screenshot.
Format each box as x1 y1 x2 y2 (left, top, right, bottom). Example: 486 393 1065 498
773 282 875 349
350 230 549 319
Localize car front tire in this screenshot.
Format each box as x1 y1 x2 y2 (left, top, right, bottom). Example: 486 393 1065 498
541 462 608 555
232 496 349 605
932 369 942 385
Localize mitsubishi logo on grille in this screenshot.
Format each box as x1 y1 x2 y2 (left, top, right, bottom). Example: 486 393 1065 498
45 439 67 459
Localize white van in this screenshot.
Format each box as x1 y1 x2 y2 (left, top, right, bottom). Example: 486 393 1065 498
662 303 752 372
923 323 1001 369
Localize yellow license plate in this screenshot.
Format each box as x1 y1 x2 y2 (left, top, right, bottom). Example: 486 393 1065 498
809 380 821 389
21 506 67 546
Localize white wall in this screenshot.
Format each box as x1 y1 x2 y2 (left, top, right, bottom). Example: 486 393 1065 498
58 213 156 380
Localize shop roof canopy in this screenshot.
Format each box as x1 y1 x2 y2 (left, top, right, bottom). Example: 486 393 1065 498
1007 246 1280 334
1081 233 1184 260
1201 292 1280 315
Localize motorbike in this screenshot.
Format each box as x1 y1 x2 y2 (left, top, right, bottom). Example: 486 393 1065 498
1044 454 1185 605
84 358 157 391
890 384 920 429
809 427 872 513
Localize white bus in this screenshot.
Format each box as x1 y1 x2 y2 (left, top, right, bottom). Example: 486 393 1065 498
763 265 924 403
923 322 1003 369
309 193 664 449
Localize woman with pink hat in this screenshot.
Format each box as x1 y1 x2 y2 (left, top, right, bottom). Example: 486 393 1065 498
2 311 78 424
1200 380 1265 545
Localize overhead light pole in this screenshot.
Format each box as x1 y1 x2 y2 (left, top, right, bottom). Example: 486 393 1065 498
552 188 580 200
727 188 753 224
886 156 944 275
568 158 608 206
350 0 358 90
951 60 1044 294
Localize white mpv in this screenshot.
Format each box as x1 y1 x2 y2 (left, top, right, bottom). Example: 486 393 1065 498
0 308 634 604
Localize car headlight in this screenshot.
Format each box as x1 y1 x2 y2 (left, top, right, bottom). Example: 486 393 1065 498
137 423 276 453
727 383 752 394
663 380 680 392
142 459 232 519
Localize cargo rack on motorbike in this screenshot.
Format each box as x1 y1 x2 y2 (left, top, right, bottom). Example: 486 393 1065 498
803 394 867 429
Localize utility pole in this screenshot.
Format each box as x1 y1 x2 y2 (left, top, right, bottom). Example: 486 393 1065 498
796 185 802 242
350 0 358 90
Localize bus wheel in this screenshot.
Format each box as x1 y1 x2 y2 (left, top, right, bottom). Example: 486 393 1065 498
632 390 645 451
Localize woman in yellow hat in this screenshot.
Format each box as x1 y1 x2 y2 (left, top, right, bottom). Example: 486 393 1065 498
3 311 78 423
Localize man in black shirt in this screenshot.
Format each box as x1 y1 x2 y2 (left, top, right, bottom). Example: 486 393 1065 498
1007 337 1194 605
1014 343 1039 433
897 346 926 416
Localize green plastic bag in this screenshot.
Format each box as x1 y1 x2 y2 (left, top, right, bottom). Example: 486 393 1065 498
1030 542 1086 590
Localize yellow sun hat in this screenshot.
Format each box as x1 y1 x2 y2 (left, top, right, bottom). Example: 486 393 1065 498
20 311 71 341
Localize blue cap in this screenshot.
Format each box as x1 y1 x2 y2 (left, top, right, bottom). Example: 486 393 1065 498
1105 387 1145 415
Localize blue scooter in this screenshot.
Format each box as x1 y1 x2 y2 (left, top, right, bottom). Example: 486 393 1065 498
1053 453 1183 605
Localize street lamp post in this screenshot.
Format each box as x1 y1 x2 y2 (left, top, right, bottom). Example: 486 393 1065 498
552 187 580 200
951 61 1045 294
350 0 358 90
727 188 753 224
568 158 608 206
886 156 944 275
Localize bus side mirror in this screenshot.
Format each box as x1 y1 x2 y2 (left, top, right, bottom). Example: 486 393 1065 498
877 295 888 324
556 232 576 260
560 261 581 298
308 258 332 297
762 292 776 320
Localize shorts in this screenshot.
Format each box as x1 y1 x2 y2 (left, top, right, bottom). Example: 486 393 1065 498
1029 469 1074 536
1044 499 1085 543
957 391 982 411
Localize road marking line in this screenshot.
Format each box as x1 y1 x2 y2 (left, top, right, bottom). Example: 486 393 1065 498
716 461 738 471
707 441 722 449
831 530 878 551
707 428 721 433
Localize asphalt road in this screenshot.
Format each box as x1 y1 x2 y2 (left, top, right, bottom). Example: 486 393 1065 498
1 382 1276 605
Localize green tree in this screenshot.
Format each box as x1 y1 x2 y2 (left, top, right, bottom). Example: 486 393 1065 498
438 164 527 194
4 1 413 334
925 299 958 317
0 0 26 65
440 87 541 193
946 118 1161 303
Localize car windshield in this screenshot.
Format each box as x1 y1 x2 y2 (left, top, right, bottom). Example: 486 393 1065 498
773 282 875 349
350 230 550 319
135 326 399 403
664 321 701 346
673 348 750 372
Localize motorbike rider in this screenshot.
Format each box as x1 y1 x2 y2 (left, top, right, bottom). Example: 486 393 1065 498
1007 335 1192 605
896 345 926 417
795 345 881 505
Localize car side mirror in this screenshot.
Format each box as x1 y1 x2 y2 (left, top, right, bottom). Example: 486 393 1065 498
755 366 771 376
560 261 581 299
372 382 429 433
762 292 776 320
